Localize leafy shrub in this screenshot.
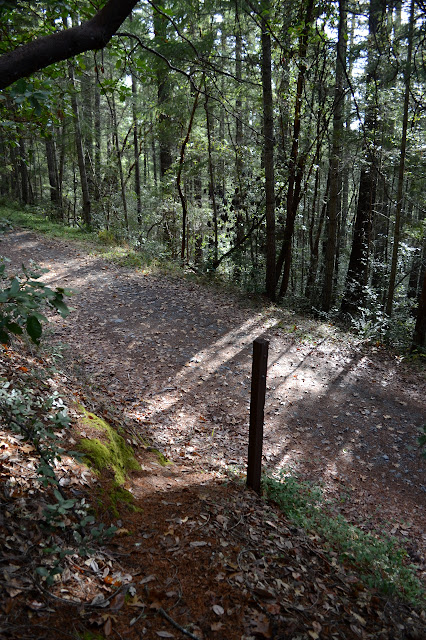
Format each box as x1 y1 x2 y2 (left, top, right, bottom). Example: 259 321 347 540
0 258 70 344
97 229 117 245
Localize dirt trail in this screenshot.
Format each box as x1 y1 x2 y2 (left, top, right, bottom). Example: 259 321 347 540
2 228 425 560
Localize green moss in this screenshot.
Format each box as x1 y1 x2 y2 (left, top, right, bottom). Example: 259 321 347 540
110 484 141 517
149 447 172 467
78 406 140 484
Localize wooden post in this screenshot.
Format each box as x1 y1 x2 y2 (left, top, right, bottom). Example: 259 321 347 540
247 338 269 494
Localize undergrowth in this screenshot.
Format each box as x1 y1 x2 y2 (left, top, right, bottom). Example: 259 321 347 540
263 470 425 606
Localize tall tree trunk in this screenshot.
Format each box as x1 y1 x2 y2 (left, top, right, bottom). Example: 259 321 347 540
68 61 91 226
204 93 218 264
276 0 314 298
261 2 276 301
385 0 415 315
94 76 101 200
321 0 347 311
132 71 142 225
341 0 383 314
81 61 94 201
153 7 172 179
177 86 201 263
110 90 129 233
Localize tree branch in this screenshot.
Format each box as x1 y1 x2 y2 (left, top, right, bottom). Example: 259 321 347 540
0 0 139 90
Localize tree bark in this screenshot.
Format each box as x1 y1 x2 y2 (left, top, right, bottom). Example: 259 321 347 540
131 70 142 224
0 0 139 89
94 76 101 200
341 0 383 315
261 5 276 301
45 136 62 213
110 90 129 233
18 137 32 204
177 86 201 263
385 0 415 316
68 61 91 227
153 8 173 179
276 0 315 298
321 0 347 311
204 93 218 264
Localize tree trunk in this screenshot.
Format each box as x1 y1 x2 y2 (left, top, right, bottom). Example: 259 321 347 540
45 136 62 214
177 86 201 263
94 75 101 200
131 71 142 224
110 90 129 233
276 0 314 298
204 93 218 264
341 0 383 315
321 0 347 311
68 61 91 226
153 8 173 179
18 137 33 204
385 0 415 316
261 4 276 301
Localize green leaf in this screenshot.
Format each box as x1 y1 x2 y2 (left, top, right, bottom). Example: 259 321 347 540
51 297 69 317
6 322 23 335
26 315 42 344
8 277 20 296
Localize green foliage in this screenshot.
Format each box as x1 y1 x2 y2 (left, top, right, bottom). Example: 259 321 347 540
348 286 415 351
263 470 424 605
0 376 115 585
97 229 118 245
0 208 95 240
0 258 70 344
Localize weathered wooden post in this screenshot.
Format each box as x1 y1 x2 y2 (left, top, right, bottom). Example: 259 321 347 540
246 337 269 494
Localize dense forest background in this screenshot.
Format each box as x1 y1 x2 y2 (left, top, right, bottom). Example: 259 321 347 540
0 0 425 350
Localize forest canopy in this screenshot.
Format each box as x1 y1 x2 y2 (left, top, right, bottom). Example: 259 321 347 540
0 0 425 350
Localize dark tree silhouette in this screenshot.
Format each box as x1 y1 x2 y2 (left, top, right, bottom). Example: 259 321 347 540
0 0 139 90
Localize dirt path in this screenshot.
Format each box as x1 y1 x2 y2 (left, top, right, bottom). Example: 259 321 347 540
2 229 425 560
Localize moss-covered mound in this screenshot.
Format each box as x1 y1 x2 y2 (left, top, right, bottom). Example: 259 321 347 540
78 406 140 484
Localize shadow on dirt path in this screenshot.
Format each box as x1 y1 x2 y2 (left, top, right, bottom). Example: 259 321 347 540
2 229 425 565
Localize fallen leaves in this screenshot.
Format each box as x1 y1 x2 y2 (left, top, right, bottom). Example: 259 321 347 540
1 231 425 640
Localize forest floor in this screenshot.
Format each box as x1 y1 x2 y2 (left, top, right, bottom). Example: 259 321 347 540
0 227 425 640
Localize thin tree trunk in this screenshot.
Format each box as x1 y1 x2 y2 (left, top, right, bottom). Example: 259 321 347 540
204 93 218 264
178 86 201 263
261 4 276 301
68 61 91 226
18 137 32 204
153 8 172 179
110 90 129 233
276 0 314 298
94 76 101 200
45 136 62 214
131 71 142 224
386 0 415 316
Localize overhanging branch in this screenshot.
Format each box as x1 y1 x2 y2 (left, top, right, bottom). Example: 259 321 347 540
0 0 139 90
